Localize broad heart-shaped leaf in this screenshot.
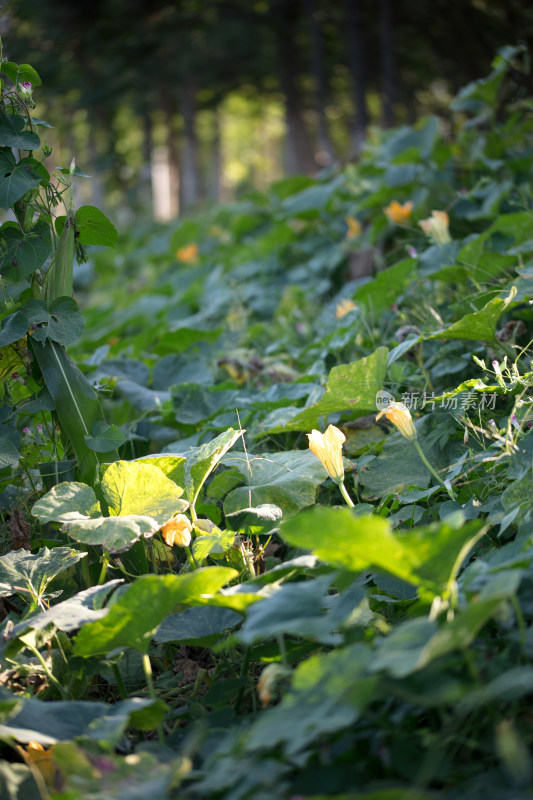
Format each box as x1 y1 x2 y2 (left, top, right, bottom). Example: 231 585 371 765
64 514 161 553
0 546 87 600
32 481 101 523
426 289 515 342
30 339 119 486
183 427 244 505
0 690 165 747
238 574 363 646
280 507 485 602
360 434 431 496
84 420 126 453
74 568 238 656
1 62 42 87
101 460 187 523
223 450 327 517
0 112 40 150
136 454 186 489
0 149 42 209
75 205 117 247
192 528 236 562
154 605 242 647
263 347 388 433
354 258 416 313
50 746 179 799
1 581 122 654
25 297 84 346
0 311 29 348
243 643 377 757
368 595 509 678
0 219 52 281
0 435 19 469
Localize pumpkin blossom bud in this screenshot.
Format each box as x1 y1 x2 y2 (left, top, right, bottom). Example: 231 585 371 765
307 424 346 484
384 200 413 225
375 401 417 441
336 298 356 319
345 215 361 240
176 243 199 263
418 210 451 244
16 741 56 786
160 514 193 547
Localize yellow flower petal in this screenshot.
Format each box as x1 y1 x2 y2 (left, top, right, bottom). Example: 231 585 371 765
418 210 451 244
176 243 199 263
160 515 193 547
375 401 417 440
384 200 413 225
336 298 356 319
307 424 346 484
345 215 361 240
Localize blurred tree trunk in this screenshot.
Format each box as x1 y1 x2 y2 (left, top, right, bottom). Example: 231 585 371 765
345 0 369 155
206 108 222 204
274 1 316 175
141 110 154 215
179 84 201 212
165 106 179 218
302 0 334 167
379 0 396 127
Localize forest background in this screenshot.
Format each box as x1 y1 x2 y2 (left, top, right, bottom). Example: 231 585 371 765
3 0 533 222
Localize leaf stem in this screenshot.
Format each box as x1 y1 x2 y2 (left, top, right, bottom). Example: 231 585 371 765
142 652 165 744
339 481 355 508
413 439 457 501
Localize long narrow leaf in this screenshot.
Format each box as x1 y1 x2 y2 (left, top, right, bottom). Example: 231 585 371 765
43 209 75 304
30 339 119 486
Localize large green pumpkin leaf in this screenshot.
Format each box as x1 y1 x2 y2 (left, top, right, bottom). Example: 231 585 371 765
244 643 377 756
101 460 187 522
223 450 327 517
360 435 431 496
354 258 416 313
74 567 238 655
51 744 181 799
136 454 186 489
280 507 485 601
32 481 101 523
0 691 165 746
262 347 388 433
154 605 241 647
181 427 244 505
62 514 162 553
0 546 87 600
426 288 516 342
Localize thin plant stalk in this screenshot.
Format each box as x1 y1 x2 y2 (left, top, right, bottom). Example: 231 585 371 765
413 438 457 501
339 481 355 508
142 652 165 744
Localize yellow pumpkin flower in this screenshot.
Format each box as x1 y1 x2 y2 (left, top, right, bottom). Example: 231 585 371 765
176 243 199 263
345 215 361 240
160 514 193 547
384 200 413 225
307 424 346 484
17 741 56 786
336 298 356 319
418 210 451 244
375 401 417 440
